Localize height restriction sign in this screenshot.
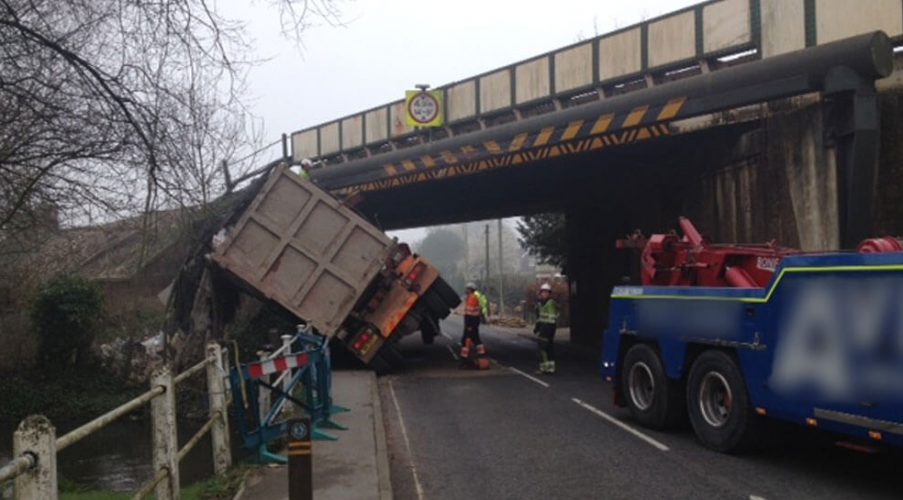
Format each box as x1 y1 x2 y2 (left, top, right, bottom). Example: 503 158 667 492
405 90 444 127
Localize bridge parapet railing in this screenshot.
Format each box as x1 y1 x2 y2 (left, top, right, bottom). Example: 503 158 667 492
0 342 232 500
290 0 903 165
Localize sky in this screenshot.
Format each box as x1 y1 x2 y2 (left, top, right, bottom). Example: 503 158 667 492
223 0 699 242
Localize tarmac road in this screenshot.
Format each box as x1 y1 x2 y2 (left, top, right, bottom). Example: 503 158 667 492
380 315 903 500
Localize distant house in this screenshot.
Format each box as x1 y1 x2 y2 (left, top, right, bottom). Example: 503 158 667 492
1 209 200 317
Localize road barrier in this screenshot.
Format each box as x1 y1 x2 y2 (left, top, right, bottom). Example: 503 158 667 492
0 342 232 500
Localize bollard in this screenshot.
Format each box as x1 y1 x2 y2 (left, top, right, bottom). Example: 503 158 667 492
13 415 56 500
206 343 232 475
151 366 179 500
286 418 313 500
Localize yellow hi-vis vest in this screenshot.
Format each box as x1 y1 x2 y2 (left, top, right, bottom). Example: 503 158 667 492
537 299 559 325
474 290 489 317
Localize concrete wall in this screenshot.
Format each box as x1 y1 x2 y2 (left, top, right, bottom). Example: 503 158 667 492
874 90 903 235
699 104 839 250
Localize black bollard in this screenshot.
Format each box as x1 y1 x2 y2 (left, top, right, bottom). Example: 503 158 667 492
287 418 313 500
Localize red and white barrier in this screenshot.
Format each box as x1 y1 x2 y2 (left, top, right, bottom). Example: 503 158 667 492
248 353 309 380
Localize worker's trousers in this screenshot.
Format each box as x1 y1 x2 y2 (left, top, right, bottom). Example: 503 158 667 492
536 323 556 362
462 314 483 346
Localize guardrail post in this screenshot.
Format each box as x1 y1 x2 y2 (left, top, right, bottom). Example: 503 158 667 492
257 350 271 421
151 366 179 500
281 334 294 394
13 415 56 500
206 343 232 475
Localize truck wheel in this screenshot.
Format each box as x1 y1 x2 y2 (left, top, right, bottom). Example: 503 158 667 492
432 279 461 308
380 343 405 367
686 350 757 453
621 344 684 430
420 317 438 345
369 355 392 376
425 292 452 319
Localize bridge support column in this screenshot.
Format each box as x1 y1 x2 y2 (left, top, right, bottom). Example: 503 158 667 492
564 207 632 349
824 68 881 248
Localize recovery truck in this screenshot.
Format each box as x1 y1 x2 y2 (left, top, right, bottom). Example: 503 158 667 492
211 164 460 372
602 217 903 452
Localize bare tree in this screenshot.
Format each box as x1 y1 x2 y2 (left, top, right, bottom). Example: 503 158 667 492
0 0 343 247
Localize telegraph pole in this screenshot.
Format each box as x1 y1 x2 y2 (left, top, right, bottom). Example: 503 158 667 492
497 219 505 317
462 223 470 279
484 224 490 287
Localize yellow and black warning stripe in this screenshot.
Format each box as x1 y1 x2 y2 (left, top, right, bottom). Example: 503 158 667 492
350 96 688 195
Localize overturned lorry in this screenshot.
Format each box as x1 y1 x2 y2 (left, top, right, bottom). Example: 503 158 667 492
210 164 459 371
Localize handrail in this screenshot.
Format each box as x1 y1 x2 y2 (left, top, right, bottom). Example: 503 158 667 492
56 386 166 452
177 412 220 462
0 342 233 500
131 467 169 500
0 454 34 485
173 356 215 385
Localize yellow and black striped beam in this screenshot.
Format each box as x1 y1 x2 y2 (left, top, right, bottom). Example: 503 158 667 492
333 97 687 196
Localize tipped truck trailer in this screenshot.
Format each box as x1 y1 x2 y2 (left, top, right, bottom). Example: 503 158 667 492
211 164 460 371
602 217 903 452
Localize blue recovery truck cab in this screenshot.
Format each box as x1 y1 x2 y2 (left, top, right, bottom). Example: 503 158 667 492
601 251 903 452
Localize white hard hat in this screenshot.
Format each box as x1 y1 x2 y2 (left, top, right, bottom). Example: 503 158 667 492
540 283 552 292
301 158 313 168
465 282 477 290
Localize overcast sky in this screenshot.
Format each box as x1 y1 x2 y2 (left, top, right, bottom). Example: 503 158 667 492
224 0 698 241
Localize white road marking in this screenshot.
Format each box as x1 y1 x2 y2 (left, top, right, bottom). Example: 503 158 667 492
750 496 768 500
389 380 426 500
446 345 459 360
440 330 455 342
509 366 550 388
571 398 670 451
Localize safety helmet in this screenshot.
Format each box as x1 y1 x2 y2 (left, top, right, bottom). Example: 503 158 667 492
301 158 313 168
465 282 477 290
540 283 552 292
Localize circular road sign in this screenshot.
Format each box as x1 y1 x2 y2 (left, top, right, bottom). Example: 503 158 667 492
289 420 309 441
407 92 440 125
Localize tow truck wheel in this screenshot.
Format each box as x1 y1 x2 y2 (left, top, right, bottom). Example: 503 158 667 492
687 350 757 453
621 344 684 430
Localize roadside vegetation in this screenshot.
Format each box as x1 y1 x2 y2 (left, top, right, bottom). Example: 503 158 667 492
58 467 250 500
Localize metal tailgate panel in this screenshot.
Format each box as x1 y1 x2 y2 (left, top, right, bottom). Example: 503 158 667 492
212 166 394 337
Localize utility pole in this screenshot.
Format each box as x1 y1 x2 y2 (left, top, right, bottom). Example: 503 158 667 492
484 224 490 287
497 219 505 317
462 223 470 279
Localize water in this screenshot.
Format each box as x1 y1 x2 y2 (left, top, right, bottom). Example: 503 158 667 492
0 417 221 492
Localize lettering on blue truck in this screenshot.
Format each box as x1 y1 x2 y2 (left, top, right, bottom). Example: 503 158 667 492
603 255 903 447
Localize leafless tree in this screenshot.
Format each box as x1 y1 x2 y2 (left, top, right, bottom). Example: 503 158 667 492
0 0 344 248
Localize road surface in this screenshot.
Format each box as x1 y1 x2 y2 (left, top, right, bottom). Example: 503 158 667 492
380 315 903 500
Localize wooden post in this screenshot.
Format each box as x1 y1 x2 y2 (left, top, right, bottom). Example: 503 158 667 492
151 366 179 499
13 415 56 500
206 343 232 475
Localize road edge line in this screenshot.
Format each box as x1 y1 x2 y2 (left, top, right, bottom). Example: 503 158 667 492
446 344 459 360
571 397 670 451
372 374 394 500
509 366 550 388
389 379 426 500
